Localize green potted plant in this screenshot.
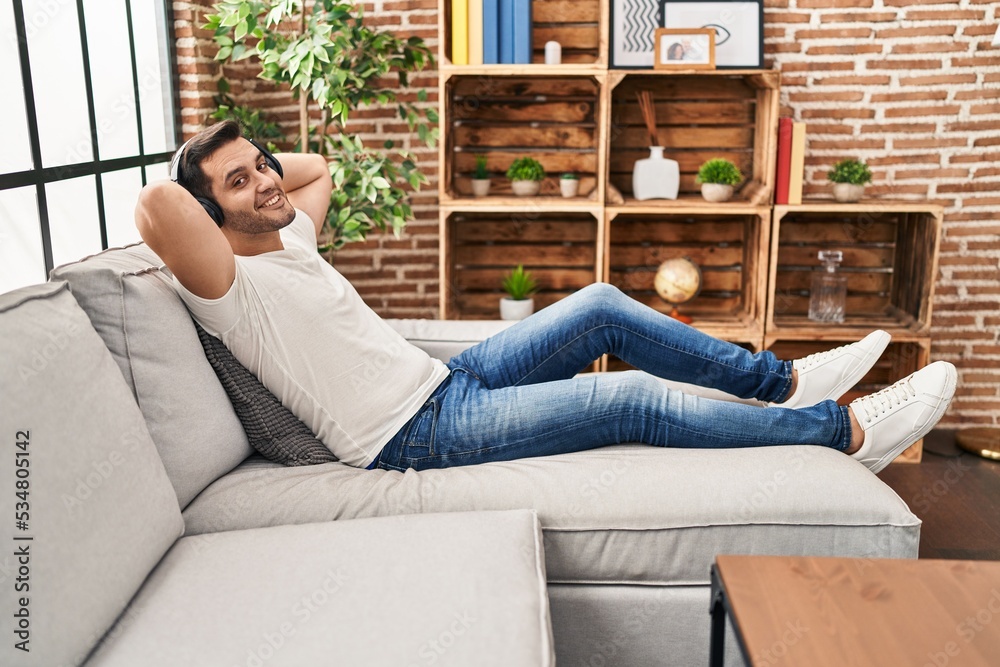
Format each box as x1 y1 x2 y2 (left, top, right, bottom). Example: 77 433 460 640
500 264 538 320
560 172 580 198
506 157 546 196
828 158 872 203
695 158 743 203
471 154 491 197
204 1 436 253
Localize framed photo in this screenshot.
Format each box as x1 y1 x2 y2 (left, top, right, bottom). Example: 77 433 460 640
610 0 661 68
661 1 764 69
654 28 715 69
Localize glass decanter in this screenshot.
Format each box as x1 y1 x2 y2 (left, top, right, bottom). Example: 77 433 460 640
808 250 847 323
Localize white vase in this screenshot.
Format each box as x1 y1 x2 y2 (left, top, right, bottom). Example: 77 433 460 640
511 180 540 196
700 183 734 203
560 179 579 198
632 147 679 201
500 297 534 320
833 183 865 203
471 179 491 197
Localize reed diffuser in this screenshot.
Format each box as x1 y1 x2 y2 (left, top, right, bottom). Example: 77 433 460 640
632 91 679 200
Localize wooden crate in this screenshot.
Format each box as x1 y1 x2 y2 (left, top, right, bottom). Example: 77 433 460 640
441 209 601 319
438 0 604 67
765 337 930 462
531 0 603 64
768 203 943 340
606 70 779 207
605 209 769 344
441 75 603 203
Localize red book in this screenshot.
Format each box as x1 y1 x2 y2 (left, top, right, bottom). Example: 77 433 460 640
775 117 793 205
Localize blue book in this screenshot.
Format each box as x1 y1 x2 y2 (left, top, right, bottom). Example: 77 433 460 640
512 0 532 64
498 0 514 64
483 0 500 64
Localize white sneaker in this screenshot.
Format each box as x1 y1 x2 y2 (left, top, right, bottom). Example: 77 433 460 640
780 330 891 409
849 361 958 473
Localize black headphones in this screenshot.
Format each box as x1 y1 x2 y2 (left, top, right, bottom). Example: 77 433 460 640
169 137 284 227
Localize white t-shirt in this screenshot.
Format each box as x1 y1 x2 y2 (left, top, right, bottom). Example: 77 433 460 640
173 209 449 468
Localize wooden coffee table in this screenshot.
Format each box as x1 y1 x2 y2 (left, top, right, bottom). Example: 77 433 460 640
709 555 1000 666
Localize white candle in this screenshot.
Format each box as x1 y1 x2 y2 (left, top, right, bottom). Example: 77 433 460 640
545 41 561 65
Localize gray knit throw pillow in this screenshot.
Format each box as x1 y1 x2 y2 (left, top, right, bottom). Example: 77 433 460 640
193 322 338 466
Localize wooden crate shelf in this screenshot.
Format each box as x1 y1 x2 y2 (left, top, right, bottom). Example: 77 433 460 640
438 0 605 68
605 210 769 345
607 200 770 215
439 195 601 210
767 202 943 340
440 210 601 320
435 5 944 464
765 337 930 463
440 64 605 77
440 74 605 203
606 70 779 206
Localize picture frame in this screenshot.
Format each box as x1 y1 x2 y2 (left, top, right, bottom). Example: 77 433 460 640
654 28 715 70
610 0 662 69
660 1 764 69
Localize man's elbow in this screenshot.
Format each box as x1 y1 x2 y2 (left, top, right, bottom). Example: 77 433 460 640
313 154 332 184
135 185 156 236
134 182 173 243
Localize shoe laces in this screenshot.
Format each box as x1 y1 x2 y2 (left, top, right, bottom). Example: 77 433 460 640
796 343 850 371
854 377 916 424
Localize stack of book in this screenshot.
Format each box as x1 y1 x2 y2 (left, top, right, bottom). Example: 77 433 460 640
775 118 806 205
451 0 532 65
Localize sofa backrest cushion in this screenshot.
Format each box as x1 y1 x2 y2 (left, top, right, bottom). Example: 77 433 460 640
385 318 516 362
50 244 253 508
0 282 184 667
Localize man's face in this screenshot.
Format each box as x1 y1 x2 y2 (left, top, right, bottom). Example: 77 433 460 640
203 139 296 232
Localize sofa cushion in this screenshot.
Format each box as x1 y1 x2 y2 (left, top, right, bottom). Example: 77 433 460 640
547 583 744 667
50 244 252 508
194 321 337 466
0 282 184 667
385 318 515 362
84 510 554 667
181 444 920 586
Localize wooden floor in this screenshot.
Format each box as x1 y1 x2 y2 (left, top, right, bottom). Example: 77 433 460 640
879 429 1000 561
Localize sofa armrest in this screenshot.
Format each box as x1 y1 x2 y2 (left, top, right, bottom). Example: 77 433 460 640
85 510 554 667
385 318 516 363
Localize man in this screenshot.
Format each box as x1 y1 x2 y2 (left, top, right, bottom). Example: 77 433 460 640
136 120 957 475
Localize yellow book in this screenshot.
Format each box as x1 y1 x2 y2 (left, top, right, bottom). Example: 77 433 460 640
452 0 469 65
468 0 483 65
788 122 806 205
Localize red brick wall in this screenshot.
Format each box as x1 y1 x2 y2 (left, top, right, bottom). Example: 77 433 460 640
765 1 1000 426
173 1 999 426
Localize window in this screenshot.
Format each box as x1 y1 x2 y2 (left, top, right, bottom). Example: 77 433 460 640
1 0 179 292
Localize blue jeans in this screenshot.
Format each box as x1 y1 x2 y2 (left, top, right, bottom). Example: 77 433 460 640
372 283 852 472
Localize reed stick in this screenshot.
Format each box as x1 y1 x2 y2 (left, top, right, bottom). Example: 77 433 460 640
636 91 659 147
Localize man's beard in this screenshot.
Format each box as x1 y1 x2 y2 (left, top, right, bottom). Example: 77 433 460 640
222 198 296 234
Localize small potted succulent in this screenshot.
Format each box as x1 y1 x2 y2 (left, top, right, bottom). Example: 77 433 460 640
828 158 872 203
506 157 546 196
560 172 580 198
500 264 538 320
471 154 491 197
695 158 742 203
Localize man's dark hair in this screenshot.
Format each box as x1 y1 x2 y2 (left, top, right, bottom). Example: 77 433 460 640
175 119 244 200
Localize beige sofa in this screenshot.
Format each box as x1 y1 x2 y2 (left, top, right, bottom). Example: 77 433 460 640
0 243 922 666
